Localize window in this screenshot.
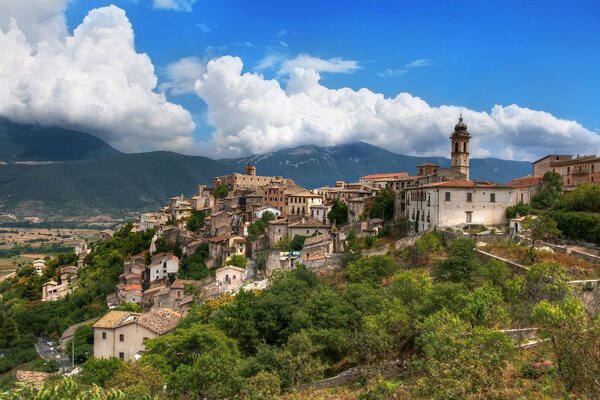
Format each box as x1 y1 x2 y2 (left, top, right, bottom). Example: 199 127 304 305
490 193 496 202
521 193 524 202
466 192 472 202
466 211 473 223
454 142 459 153
463 142 467 152
102 332 106 340
119 334 124 342
119 352 124 360
445 192 451 201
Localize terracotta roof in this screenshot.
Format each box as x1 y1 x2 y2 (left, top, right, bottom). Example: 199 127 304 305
361 172 408 180
288 217 328 229
218 265 246 273
506 176 542 188
531 154 572 164
136 308 181 335
16 371 49 388
93 311 132 329
171 279 202 289
303 233 331 246
268 219 289 225
550 155 600 166
151 253 179 263
122 284 142 292
407 180 510 189
417 162 439 167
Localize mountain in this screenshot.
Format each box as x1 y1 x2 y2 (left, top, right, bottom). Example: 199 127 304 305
221 141 533 188
0 121 234 219
0 118 121 161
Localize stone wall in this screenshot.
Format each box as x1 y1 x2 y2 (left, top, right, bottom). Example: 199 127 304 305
475 249 529 274
361 244 390 256
569 279 600 314
305 360 404 390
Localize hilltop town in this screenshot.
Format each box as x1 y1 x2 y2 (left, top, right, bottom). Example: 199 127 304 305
3 116 600 398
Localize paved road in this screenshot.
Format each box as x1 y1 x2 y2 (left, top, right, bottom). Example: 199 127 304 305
35 338 71 372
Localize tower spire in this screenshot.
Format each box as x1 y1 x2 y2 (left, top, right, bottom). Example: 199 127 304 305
450 114 471 180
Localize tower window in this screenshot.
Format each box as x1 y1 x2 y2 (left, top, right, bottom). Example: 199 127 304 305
455 142 459 153
463 143 467 152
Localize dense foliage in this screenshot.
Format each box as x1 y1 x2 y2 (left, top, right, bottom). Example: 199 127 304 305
327 199 348 226
365 188 395 221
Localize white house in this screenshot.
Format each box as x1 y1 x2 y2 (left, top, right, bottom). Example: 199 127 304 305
32 259 45 275
405 180 514 232
254 206 281 220
215 265 247 294
148 253 180 282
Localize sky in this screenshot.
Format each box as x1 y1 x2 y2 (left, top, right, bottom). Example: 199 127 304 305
0 0 599 160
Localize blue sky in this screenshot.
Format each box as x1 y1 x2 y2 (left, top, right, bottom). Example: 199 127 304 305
1 0 599 159
65 0 600 137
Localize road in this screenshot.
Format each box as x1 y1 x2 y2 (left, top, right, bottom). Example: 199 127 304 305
35 338 71 373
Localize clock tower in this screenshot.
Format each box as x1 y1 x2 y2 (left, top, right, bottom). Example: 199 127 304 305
450 114 471 180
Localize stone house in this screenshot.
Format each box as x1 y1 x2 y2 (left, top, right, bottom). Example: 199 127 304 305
254 206 281 221
118 283 142 304
285 192 324 217
92 308 181 361
148 253 179 282
310 204 331 226
267 219 289 248
300 234 334 262
213 164 289 191
347 197 376 223
206 234 247 269
533 154 600 190
206 211 233 237
288 217 329 239
41 266 78 301
32 259 45 275
507 176 542 205
140 212 169 231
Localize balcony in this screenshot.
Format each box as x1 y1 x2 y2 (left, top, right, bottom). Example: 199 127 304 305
572 168 590 175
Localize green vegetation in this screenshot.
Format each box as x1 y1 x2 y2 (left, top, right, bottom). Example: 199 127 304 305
327 198 348 226
186 210 208 232
178 243 211 280
213 184 229 199
364 188 395 221
274 235 308 252
247 211 276 241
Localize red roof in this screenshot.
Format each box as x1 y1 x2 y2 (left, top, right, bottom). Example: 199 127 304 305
361 172 408 180
506 176 542 188
122 284 142 291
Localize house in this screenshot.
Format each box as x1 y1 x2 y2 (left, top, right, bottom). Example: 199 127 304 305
100 229 114 240
213 164 289 191
310 204 331 226
140 212 169 231
206 234 247 268
405 180 514 231
254 206 281 220
267 219 290 248
118 283 143 304
32 259 45 275
360 172 409 188
41 266 78 301
507 176 542 205
301 233 334 261
92 308 181 360
288 217 329 239
285 191 324 217
148 253 179 282
347 197 376 223
215 265 247 294
532 154 600 190
206 211 233 237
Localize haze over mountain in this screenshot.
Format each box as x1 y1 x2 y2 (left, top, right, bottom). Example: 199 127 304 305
221 141 532 188
0 121 531 219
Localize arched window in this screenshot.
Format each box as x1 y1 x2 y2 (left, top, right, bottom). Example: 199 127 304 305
454 142 459 153
463 142 467 152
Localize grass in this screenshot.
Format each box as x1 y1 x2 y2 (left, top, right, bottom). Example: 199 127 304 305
484 241 600 279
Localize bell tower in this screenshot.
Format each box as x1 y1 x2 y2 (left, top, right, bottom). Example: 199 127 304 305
450 114 471 180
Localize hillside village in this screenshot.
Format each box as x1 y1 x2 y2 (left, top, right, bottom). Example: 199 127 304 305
6 116 600 397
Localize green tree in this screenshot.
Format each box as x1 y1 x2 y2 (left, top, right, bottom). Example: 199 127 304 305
241 371 282 400
290 235 308 251
560 183 600 212
415 310 513 399
327 199 349 226
532 298 600 397
80 357 124 387
531 171 562 209
65 324 94 364
186 210 207 232
366 189 395 221
521 262 571 307
227 254 249 268
213 184 229 199
522 214 561 260
431 238 481 286
346 255 399 284
276 330 324 388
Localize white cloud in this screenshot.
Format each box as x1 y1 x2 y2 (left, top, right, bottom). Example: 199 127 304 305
405 58 432 68
276 29 287 37
379 58 432 78
378 68 408 77
159 57 205 95
0 1 195 152
195 56 600 160
196 23 210 33
151 0 196 12
278 54 361 76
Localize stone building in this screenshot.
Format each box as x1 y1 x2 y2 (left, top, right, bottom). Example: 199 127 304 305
532 154 600 190
450 114 471 180
148 253 179 282
213 164 288 191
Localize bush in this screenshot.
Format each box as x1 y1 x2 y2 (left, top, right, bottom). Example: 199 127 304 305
546 210 600 244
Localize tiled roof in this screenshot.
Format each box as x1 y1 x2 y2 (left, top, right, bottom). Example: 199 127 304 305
408 180 509 189
171 279 202 289
93 311 132 329
288 217 328 228
122 284 142 292
136 308 181 335
151 253 179 263
361 172 408 180
218 265 246 273
303 233 331 246
506 176 542 188
16 371 49 388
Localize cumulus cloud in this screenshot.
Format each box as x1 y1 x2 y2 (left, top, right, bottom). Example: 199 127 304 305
159 57 205 96
0 1 195 152
195 56 600 160
151 0 196 12
257 53 360 76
